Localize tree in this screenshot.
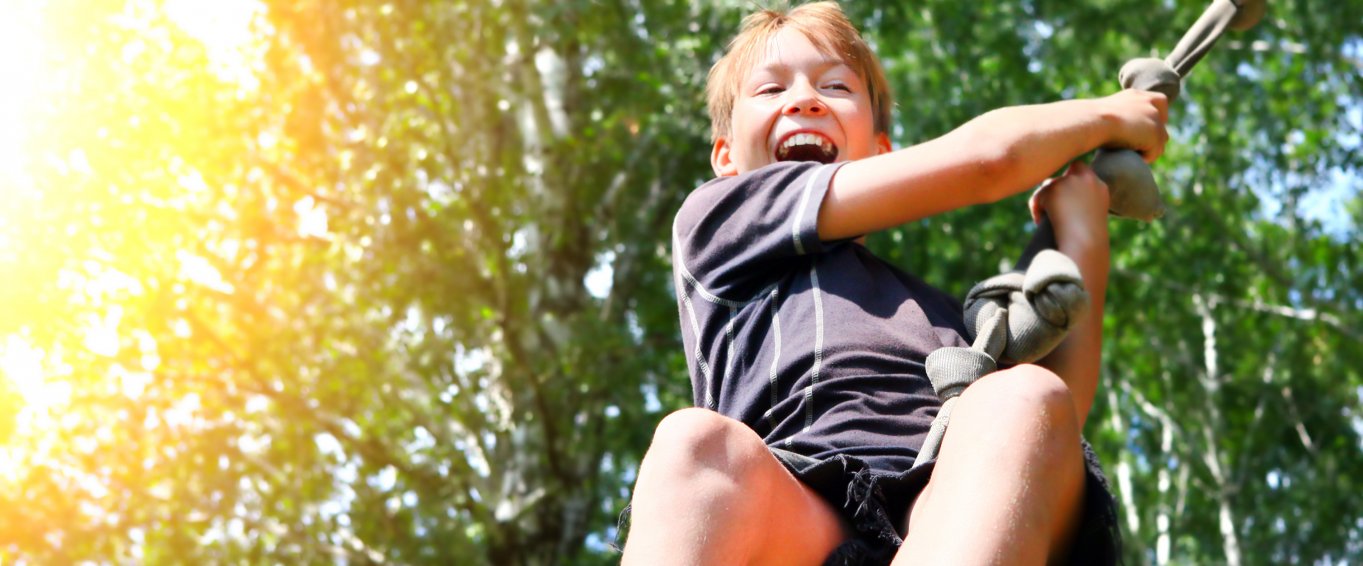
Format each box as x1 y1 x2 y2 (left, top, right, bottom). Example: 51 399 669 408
858 1 1363 562
0 1 1359 564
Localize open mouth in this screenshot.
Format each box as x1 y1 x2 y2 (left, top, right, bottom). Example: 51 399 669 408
775 132 839 164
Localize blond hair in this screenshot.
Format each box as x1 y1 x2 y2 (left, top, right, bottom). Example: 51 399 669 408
706 2 893 143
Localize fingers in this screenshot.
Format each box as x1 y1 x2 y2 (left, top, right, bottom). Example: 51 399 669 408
1066 160 1109 194
1137 90 1169 164
1040 161 1110 210
1143 127 1169 164
1029 178 1054 225
1066 160 1089 179
1143 119 1169 163
1030 162 1105 225
1151 90 1169 126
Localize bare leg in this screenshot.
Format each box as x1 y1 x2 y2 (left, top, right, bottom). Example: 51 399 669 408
622 408 847 566
897 365 1087 565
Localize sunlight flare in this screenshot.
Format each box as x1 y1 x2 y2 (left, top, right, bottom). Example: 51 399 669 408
0 1 46 197
164 0 266 89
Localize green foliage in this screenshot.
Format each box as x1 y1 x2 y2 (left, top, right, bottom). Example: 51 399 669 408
0 0 1359 564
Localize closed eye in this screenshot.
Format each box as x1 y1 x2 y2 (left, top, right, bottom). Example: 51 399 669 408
758 85 785 95
825 83 851 92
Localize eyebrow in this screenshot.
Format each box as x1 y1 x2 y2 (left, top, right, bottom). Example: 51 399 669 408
750 58 850 78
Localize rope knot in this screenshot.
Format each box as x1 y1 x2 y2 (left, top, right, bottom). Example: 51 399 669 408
962 249 1089 364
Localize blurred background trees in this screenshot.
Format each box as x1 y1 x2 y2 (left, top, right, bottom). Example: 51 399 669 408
0 0 1358 563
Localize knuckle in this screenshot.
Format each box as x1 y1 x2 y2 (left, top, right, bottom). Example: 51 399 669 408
1089 174 1108 192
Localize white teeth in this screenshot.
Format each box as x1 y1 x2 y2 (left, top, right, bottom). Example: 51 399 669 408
779 133 833 152
775 132 836 161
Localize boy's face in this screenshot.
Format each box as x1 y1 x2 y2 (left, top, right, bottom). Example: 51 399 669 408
712 27 891 177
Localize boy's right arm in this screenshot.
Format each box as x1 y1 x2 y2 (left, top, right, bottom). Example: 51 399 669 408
817 89 1168 240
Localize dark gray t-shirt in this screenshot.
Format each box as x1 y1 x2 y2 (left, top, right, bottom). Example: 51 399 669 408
672 160 971 473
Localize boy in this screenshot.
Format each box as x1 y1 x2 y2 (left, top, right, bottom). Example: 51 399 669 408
623 2 1167 564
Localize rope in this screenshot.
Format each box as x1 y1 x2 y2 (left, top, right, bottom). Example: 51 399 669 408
914 250 1089 468
912 0 1265 469
1095 0 1265 222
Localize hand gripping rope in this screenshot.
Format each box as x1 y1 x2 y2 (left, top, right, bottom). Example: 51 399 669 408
913 0 1267 469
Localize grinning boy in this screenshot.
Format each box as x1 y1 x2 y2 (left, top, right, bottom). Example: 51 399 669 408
623 2 1167 564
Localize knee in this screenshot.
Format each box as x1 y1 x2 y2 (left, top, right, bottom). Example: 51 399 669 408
639 408 769 484
957 364 1080 446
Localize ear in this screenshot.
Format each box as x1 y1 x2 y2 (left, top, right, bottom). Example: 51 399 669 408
711 137 739 177
875 131 892 155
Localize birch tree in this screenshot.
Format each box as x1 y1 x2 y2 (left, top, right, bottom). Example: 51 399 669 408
1 1 1360 564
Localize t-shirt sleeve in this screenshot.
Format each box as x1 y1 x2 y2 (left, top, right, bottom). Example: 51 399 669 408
673 161 849 301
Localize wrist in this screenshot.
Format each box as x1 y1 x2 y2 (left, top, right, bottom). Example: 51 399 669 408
1052 216 1109 253
1055 221 1110 297
1084 97 1120 151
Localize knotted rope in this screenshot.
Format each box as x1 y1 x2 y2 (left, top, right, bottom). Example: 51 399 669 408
1095 0 1267 223
913 0 1266 469
913 250 1089 468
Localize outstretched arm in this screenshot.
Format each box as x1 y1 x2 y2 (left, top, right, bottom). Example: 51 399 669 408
818 90 1167 241
1028 161 1111 427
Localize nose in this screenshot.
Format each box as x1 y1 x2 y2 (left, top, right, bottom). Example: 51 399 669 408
782 82 827 117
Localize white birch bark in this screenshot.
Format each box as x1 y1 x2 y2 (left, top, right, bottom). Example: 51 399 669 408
1129 383 1178 565
1107 388 1141 538
1194 294 1243 566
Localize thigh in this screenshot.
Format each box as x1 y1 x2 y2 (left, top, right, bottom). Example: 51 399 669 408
752 446 852 566
898 366 1087 564
624 409 849 566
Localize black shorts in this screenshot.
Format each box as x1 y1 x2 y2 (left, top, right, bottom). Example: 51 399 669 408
771 441 1121 566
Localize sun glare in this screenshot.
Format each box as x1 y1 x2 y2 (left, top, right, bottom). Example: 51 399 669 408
165 0 266 90
0 337 57 411
0 0 266 462
0 336 64 474
0 2 45 190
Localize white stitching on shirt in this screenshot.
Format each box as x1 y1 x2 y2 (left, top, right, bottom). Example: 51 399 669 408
674 163 836 430
804 263 825 433
672 224 772 308
676 269 714 408
766 287 781 431
672 163 831 307
790 164 830 256
723 303 737 411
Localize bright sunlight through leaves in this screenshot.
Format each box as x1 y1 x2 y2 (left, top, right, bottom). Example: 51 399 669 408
0 1 45 251
0 0 265 481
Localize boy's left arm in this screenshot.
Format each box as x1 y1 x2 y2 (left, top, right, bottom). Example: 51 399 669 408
1028 161 1110 428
